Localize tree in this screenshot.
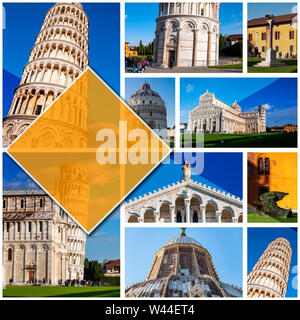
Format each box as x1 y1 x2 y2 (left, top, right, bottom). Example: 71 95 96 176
219 34 226 51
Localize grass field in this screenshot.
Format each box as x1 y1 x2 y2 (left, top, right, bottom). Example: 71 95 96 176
3 286 120 298
248 213 297 223
248 58 297 73
209 63 242 69
181 132 297 148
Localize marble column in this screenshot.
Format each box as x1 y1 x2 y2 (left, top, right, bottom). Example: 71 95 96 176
185 199 191 223
162 27 168 67
216 211 222 223
176 28 182 67
215 34 220 65
170 205 175 223
192 29 199 67
207 31 212 66
200 205 206 223
154 210 159 223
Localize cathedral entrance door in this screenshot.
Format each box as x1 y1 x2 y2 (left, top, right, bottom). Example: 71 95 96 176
29 270 35 282
168 50 175 67
203 123 207 132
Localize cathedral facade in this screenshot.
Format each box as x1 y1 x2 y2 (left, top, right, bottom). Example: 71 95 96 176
127 82 168 139
186 91 266 134
247 237 292 298
3 190 86 285
125 229 242 297
153 2 220 68
3 2 89 147
125 168 243 223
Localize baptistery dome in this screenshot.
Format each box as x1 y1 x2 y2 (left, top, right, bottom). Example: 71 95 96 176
127 82 167 139
125 228 242 298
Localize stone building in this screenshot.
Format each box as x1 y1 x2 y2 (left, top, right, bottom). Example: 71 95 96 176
125 228 242 297
186 91 266 134
3 190 86 285
248 13 297 59
248 237 292 298
247 152 297 214
3 2 89 147
127 82 167 139
125 163 243 223
153 2 220 68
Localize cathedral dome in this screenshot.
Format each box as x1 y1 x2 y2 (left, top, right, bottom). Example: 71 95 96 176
165 228 202 247
125 228 242 298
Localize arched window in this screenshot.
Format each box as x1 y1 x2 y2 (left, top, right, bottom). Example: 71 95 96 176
258 157 264 174
3 199 6 209
40 198 44 208
8 248 13 261
265 158 270 175
150 111 153 117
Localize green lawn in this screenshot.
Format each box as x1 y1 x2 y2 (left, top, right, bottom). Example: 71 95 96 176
248 213 297 223
209 63 242 69
248 58 297 73
3 286 120 298
181 133 297 148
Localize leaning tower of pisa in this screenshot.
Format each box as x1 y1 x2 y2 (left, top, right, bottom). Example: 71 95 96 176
3 2 89 147
247 237 292 298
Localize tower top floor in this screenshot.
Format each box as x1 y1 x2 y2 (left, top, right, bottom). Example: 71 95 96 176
158 2 220 21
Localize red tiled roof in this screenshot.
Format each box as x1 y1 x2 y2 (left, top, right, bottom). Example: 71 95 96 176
226 34 242 41
248 13 297 27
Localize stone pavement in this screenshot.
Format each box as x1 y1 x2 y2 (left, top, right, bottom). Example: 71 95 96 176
141 66 242 73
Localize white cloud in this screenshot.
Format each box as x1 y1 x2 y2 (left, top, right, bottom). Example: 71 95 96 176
185 84 195 93
262 103 273 110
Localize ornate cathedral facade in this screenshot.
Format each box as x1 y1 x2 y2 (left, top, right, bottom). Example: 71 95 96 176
3 190 86 285
187 91 267 134
125 228 242 297
3 2 89 147
153 2 220 68
125 164 243 223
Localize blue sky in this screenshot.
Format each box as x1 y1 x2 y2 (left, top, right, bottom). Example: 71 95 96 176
126 227 243 288
127 152 243 201
248 3 297 20
3 153 120 263
3 2 120 117
125 3 242 46
125 78 175 128
180 78 297 127
248 227 297 298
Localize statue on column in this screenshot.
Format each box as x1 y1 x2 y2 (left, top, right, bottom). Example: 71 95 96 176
182 161 191 180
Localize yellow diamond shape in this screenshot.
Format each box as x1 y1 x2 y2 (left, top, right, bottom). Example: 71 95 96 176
7 68 171 233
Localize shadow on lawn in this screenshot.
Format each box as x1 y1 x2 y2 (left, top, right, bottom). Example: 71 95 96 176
181 133 297 148
50 289 120 298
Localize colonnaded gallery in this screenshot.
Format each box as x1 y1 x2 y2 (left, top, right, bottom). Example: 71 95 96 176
125 228 242 297
3 2 89 147
247 237 292 298
153 2 220 68
3 190 86 285
186 91 267 134
125 162 243 223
